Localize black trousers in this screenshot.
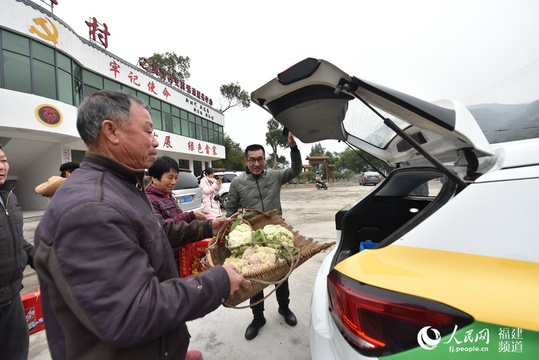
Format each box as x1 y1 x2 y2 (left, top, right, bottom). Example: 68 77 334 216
0 297 29 360
249 279 290 319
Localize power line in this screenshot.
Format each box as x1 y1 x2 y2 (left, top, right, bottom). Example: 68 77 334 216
462 58 539 104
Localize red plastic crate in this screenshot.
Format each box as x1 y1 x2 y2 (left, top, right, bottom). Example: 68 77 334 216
179 238 211 277
22 291 45 335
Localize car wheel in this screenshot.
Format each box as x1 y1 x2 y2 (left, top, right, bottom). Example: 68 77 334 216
220 193 228 209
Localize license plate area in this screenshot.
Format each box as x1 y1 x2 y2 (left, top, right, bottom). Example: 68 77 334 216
180 195 193 204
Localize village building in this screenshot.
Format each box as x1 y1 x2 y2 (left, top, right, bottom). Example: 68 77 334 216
1 0 226 210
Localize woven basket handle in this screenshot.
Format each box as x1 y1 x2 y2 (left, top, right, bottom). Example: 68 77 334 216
229 208 275 219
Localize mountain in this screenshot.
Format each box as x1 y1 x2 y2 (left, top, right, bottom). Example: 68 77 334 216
467 100 539 143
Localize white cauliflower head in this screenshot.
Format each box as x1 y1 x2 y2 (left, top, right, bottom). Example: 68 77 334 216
263 224 294 247
226 223 253 248
225 245 279 274
223 223 296 274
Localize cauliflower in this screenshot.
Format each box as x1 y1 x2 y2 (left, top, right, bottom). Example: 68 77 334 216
223 255 249 273
226 223 253 248
224 245 281 274
262 224 294 248
223 223 296 273
243 245 277 265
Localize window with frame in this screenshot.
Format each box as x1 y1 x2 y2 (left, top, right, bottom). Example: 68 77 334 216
2 50 31 92
2 31 31 92
32 42 57 99
57 52 73 104
178 159 190 169
33 58 56 98
0 29 225 146
193 160 202 177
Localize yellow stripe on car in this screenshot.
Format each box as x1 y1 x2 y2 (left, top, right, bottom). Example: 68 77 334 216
335 245 539 331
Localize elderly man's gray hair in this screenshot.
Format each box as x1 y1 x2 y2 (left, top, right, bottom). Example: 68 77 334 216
76 90 149 149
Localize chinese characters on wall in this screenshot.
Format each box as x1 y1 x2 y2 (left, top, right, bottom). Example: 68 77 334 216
82 17 215 120
108 59 214 121
85 17 109 49
138 57 214 107
153 133 219 157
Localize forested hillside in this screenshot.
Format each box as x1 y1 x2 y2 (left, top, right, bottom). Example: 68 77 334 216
468 100 539 143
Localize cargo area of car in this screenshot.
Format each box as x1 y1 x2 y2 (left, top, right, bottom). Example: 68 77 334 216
332 167 457 266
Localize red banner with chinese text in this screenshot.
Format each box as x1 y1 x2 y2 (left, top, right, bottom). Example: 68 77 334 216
179 239 211 278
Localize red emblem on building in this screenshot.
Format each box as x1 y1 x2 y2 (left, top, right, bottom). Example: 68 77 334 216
35 104 62 127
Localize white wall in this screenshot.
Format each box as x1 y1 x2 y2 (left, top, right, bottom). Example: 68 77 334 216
14 143 65 210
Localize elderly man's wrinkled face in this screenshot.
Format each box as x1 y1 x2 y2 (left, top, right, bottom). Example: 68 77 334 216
115 101 159 169
0 149 9 186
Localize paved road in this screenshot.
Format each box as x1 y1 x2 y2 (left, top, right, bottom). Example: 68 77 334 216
23 181 370 360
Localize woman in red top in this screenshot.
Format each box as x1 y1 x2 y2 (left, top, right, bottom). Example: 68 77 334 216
146 156 207 276
146 156 207 223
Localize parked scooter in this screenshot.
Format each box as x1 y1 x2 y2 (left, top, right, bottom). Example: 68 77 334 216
315 177 328 190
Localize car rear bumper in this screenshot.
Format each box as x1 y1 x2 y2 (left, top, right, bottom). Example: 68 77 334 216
310 247 372 360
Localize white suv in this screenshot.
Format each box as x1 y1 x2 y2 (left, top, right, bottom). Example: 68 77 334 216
214 171 242 209
251 58 539 360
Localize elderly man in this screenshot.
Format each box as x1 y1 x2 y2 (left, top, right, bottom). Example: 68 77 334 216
0 144 35 360
34 90 248 360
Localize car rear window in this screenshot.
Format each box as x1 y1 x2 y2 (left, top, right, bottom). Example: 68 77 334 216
173 171 199 190
219 173 237 183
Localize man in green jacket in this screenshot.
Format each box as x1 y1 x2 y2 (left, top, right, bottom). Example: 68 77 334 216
225 133 302 340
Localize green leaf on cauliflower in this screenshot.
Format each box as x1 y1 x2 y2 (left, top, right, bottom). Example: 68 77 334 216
230 219 243 232
238 246 249 255
252 229 267 243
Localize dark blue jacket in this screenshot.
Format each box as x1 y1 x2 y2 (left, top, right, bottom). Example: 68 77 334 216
0 182 34 306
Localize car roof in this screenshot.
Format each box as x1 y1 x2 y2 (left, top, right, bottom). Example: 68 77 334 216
251 58 494 171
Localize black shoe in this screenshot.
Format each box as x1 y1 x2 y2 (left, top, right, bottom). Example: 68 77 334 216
245 318 266 340
278 307 297 326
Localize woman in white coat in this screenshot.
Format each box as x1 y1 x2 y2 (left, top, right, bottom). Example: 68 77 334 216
199 167 222 219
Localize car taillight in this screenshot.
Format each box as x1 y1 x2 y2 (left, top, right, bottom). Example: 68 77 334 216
327 270 472 356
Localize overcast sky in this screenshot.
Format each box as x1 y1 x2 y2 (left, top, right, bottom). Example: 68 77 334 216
44 0 539 156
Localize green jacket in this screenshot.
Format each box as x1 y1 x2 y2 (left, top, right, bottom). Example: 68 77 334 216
225 147 302 216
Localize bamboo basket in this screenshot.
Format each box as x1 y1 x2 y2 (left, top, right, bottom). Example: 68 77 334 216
205 209 336 308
